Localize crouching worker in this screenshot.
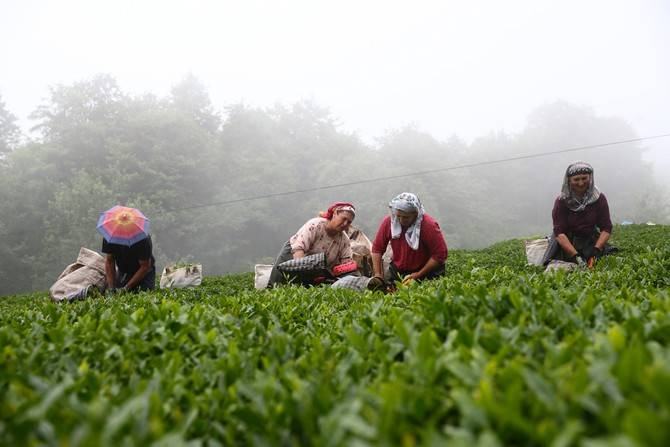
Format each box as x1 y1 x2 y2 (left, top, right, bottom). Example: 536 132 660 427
97 206 156 294
543 161 617 268
267 202 358 288
371 192 448 285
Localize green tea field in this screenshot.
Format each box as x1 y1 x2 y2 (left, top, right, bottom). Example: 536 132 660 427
1 225 669 446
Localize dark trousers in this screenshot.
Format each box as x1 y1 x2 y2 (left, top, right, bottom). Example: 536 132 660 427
267 241 294 288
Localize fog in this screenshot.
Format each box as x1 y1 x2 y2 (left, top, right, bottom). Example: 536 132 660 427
3 1 669 171
1 0 669 294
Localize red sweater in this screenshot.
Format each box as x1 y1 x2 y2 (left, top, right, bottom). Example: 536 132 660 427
552 194 613 237
371 214 448 272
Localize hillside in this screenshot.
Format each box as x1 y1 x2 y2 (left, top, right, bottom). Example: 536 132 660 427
1 225 669 446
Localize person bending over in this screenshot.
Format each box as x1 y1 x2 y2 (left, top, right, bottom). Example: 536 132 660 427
371 192 448 284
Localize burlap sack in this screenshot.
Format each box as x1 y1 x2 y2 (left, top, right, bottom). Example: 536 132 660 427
346 225 374 276
254 264 273 290
525 237 550 266
50 247 106 302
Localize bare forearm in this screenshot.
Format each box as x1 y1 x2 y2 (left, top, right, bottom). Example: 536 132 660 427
556 234 578 257
415 257 441 279
105 259 116 289
124 265 150 290
371 253 383 277
595 231 610 250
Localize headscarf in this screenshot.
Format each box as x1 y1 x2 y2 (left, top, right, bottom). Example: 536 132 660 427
560 161 601 212
320 202 356 220
389 192 425 250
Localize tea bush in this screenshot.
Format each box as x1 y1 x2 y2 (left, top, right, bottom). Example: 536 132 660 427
1 225 669 446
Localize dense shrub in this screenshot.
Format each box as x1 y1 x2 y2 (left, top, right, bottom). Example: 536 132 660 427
1 225 669 446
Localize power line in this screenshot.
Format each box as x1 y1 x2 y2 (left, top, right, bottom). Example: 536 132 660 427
160 133 670 215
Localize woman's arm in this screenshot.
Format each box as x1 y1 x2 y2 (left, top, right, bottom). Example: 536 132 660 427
594 231 610 251
596 194 613 235
290 219 319 258
408 257 441 280
371 252 384 278
371 217 390 277
123 259 152 290
334 233 354 265
555 233 578 258
552 198 570 242
105 254 117 290
423 217 448 264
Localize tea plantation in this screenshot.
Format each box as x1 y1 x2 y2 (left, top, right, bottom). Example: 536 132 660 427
1 225 669 446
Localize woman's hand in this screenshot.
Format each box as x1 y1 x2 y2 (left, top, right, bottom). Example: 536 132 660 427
571 255 587 267
411 258 441 281
402 272 421 285
594 231 610 253
582 245 603 260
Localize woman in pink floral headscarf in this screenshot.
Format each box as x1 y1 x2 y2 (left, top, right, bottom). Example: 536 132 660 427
267 202 356 287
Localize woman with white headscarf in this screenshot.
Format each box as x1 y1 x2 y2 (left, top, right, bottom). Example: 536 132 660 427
371 192 448 283
548 161 613 266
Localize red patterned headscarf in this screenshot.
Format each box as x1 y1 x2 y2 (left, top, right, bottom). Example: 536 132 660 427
320 202 356 220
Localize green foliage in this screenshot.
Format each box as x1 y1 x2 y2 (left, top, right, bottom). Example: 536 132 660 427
1 225 669 445
0 93 21 156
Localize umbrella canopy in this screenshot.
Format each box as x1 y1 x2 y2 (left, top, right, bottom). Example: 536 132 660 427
97 205 150 246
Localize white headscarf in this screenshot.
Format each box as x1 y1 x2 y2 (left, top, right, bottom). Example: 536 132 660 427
389 192 425 250
560 161 601 212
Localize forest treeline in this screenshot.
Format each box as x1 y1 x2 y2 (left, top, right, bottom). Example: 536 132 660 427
1 74 667 295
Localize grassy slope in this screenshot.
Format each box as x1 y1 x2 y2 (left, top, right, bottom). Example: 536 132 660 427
1 225 669 446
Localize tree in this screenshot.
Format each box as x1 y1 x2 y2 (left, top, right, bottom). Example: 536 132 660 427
170 74 221 133
0 93 21 157
0 145 53 294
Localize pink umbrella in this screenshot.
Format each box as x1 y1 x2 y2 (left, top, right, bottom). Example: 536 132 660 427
97 205 150 246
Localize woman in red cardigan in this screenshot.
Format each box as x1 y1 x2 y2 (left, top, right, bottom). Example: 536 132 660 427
371 192 448 283
546 161 615 266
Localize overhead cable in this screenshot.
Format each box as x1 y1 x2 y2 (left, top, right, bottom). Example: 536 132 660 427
160 133 670 214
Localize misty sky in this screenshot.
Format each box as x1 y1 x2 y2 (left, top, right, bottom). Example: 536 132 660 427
1 0 669 180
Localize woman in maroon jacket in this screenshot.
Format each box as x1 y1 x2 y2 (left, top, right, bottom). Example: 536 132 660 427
371 192 448 283
547 161 614 266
